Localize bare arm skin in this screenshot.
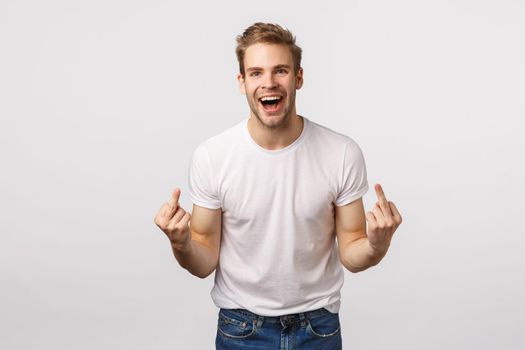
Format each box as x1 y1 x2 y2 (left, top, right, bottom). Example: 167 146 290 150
335 198 381 273
154 189 222 279
335 184 402 273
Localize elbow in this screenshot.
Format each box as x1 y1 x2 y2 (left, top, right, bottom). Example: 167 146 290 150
341 257 375 273
189 261 218 279
339 253 360 273
344 263 367 274
193 272 210 279
347 266 361 274
195 268 216 279
341 257 360 273
339 241 383 273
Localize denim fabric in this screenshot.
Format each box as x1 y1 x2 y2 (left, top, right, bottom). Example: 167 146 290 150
215 307 342 350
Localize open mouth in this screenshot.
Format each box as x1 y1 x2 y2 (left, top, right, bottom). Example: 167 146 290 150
258 95 283 113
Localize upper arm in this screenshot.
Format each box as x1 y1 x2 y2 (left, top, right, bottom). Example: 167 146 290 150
335 197 367 258
190 204 222 259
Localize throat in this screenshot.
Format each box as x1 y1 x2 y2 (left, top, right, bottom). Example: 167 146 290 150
248 115 304 150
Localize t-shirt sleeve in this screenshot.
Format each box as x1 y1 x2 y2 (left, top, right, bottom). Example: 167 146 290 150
334 140 369 206
187 144 222 209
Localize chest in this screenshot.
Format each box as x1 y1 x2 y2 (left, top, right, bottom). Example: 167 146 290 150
218 156 338 224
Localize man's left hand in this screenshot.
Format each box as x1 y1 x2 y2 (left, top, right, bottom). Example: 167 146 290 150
365 184 403 255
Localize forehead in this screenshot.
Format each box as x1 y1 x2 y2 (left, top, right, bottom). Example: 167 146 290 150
244 43 293 69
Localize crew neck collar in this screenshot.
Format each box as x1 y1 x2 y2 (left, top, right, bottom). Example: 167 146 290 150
242 116 309 156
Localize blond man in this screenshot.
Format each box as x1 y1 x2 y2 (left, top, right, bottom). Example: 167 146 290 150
155 22 402 350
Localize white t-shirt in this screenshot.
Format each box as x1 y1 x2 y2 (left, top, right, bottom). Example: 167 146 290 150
188 116 368 316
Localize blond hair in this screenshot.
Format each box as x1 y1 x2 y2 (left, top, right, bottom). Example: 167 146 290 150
235 22 302 77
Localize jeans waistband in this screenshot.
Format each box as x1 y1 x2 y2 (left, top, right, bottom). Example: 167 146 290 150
220 307 334 325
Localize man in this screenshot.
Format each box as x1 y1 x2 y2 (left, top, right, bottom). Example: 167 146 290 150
154 22 402 350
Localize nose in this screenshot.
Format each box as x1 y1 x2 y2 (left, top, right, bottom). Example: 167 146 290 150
261 72 277 89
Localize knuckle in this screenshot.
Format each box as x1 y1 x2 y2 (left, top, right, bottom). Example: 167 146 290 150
166 221 178 233
155 218 166 228
175 221 188 231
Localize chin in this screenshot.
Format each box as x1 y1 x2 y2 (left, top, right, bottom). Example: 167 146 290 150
257 113 289 129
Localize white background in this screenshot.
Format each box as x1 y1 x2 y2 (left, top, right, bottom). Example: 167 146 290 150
1 0 524 349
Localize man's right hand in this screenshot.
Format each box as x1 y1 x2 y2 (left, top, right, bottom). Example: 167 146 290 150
154 188 192 251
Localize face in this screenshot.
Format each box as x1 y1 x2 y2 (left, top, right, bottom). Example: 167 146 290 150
238 43 303 129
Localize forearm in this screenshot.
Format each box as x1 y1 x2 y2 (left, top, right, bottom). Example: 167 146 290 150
172 239 218 279
340 237 388 273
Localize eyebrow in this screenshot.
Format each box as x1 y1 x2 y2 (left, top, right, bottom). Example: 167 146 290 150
246 64 292 72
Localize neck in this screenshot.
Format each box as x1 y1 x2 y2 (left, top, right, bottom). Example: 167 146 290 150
247 112 304 151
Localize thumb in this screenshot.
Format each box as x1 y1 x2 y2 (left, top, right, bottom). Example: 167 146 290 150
365 211 377 228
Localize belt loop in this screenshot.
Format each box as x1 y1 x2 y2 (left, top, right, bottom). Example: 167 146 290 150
299 312 305 322
299 312 307 327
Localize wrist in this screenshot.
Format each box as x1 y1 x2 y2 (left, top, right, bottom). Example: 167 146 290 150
366 239 389 261
171 239 192 254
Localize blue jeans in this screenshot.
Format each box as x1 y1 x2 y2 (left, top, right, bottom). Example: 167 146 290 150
215 307 342 350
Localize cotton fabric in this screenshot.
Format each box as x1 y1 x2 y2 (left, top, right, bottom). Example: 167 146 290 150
188 116 368 316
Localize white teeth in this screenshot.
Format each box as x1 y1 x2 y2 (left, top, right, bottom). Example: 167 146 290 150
260 96 281 102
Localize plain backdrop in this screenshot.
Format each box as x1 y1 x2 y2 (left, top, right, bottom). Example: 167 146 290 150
1 0 524 349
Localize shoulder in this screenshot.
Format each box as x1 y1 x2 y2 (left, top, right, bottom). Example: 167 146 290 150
192 118 246 161
305 117 363 154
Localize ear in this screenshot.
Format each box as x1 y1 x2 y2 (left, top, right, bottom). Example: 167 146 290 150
295 67 304 90
237 73 246 95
